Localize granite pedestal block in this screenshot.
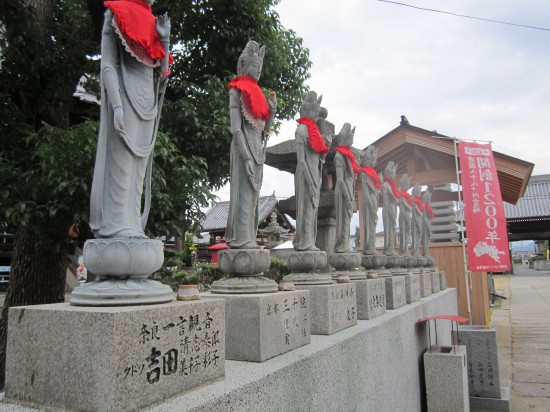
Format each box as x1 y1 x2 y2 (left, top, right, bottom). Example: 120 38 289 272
205 291 310 362
5 300 225 412
431 270 441 293
295 283 357 335
420 272 432 298
424 345 469 412
453 326 502 399
439 271 448 290
405 273 421 304
385 276 407 310
354 278 386 320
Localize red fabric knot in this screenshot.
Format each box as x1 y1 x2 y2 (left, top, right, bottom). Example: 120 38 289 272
296 117 329 155
105 0 174 63
413 197 424 212
400 190 413 207
359 166 381 189
228 76 270 120
335 146 361 174
383 177 401 199
425 203 435 219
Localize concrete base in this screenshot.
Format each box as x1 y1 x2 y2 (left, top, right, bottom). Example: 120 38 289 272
205 291 310 362
385 276 407 310
354 278 386 320
1 290 459 412
470 387 510 411
431 270 441 293
440 270 448 290
405 273 421 304
420 272 433 298
424 345 470 412
295 283 357 335
4 300 225 412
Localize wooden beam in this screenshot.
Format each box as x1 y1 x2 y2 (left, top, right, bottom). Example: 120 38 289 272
508 232 550 241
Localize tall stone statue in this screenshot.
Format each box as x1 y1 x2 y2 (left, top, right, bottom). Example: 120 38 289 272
225 41 277 249
359 146 381 255
72 0 173 305
411 183 424 257
293 91 330 251
421 190 434 258
398 174 412 255
90 0 171 238
333 124 357 253
382 161 399 256
317 107 336 191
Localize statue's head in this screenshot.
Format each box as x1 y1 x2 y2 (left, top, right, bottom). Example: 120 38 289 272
399 174 410 191
422 190 431 203
412 183 422 197
238 41 265 80
384 161 397 179
337 123 355 147
319 107 328 120
299 91 322 120
361 145 378 167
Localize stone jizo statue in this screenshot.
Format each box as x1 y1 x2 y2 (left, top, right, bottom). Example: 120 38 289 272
293 91 329 251
421 190 434 258
225 41 277 249
382 161 399 256
316 107 336 191
359 145 381 255
90 0 171 239
411 183 424 257
398 174 412 255
333 124 358 253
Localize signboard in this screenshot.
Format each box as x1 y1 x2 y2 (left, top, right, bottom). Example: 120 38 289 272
459 142 511 272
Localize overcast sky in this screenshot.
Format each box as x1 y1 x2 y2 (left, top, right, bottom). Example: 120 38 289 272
215 0 550 227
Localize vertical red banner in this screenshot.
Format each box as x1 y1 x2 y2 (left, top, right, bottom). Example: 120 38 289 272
459 142 511 272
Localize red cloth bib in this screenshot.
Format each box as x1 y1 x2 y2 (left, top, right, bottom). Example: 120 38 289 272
297 117 329 154
413 197 424 212
228 76 270 120
335 146 361 173
384 177 401 199
105 0 171 62
425 203 435 219
359 166 381 189
401 190 413 207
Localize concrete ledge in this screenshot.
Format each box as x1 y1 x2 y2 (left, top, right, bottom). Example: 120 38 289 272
1 290 458 412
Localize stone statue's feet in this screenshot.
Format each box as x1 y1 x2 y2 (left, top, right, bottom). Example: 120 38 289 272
229 241 262 249
295 245 320 252
109 229 149 239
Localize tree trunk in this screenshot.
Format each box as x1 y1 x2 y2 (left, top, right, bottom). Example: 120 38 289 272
0 230 67 389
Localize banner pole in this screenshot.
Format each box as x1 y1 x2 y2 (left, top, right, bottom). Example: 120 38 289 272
454 138 473 325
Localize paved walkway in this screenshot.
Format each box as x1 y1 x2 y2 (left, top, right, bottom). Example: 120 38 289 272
493 264 550 411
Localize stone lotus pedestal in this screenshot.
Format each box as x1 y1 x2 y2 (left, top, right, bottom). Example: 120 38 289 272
211 248 277 293
361 254 387 279
284 250 332 285
328 252 365 281
386 255 407 276
71 238 173 306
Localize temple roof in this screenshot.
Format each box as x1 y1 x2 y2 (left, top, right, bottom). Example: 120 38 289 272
367 118 534 205
504 175 550 220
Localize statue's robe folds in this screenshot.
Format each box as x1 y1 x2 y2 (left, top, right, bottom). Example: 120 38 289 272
360 173 379 255
90 10 163 239
334 152 354 253
398 197 412 255
382 181 398 256
225 88 266 248
293 125 322 251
